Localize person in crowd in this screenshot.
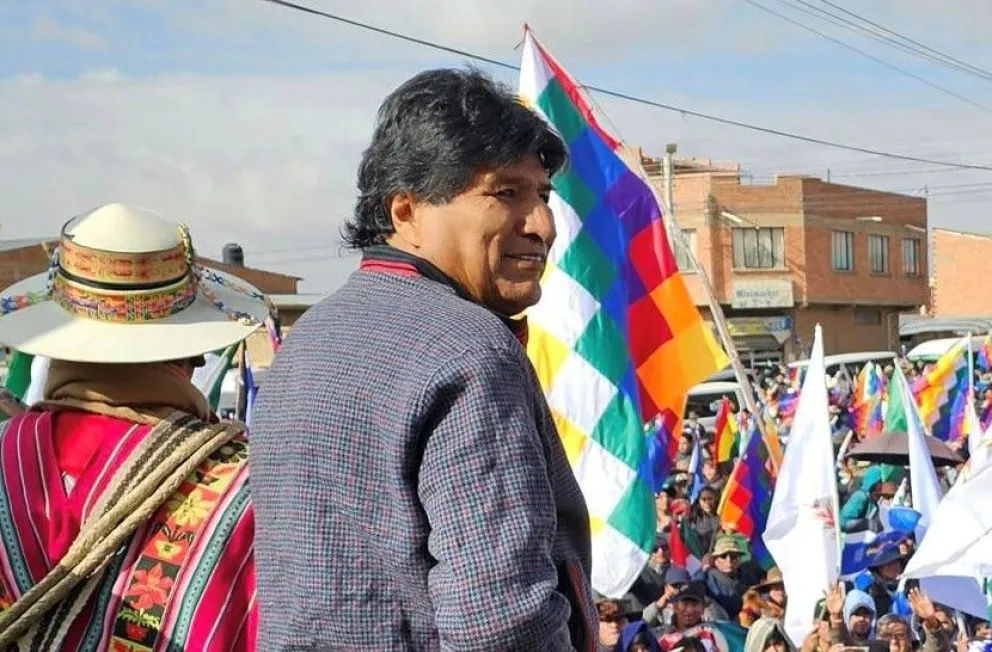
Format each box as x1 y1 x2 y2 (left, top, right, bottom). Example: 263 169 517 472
598 599 640 652
799 600 834 652
621 620 664 652
644 568 729 627
702 458 727 495
968 619 991 641
842 589 877 644
823 582 871 646
876 614 913 652
739 568 787 627
840 465 899 532
250 68 596 650
671 636 711 652
744 616 795 652
628 535 672 611
862 544 907 615
696 535 761 620
685 410 706 443
828 583 952 652
906 589 954 652
676 433 694 471
837 456 861 502
658 488 677 534
689 486 722 554
0 203 266 649
657 582 731 652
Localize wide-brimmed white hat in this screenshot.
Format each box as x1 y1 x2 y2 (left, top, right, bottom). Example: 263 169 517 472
0 203 272 363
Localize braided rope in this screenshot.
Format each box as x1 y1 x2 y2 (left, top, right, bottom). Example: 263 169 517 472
0 413 244 647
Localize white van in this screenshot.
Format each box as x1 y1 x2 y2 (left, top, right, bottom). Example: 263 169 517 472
906 336 985 363
787 351 897 377
685 380 745 434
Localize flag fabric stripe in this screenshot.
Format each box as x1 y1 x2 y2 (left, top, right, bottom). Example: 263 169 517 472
714 398 739 464
977 334 992 372
913 339 969 441
2 352 33 400
520 30 728 597
528 37 621 151
852 362 885 440
718 426 775 569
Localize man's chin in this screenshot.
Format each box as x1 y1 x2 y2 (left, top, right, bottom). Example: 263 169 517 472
507 286 543 317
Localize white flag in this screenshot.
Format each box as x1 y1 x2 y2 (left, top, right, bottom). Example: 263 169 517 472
895 366 942 540
764 325 840 646
966 401 984 459
897 367 990 618
903 437 992 618
22 356 50 407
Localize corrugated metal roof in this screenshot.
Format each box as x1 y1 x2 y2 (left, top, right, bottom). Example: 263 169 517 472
0 237 50 253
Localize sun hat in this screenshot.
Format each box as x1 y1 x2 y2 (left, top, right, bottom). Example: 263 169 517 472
753 567 784 591
712 536 745 557
0 203 272 363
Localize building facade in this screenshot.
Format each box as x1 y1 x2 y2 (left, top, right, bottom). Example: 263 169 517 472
930 227 992 318
636 151 929 361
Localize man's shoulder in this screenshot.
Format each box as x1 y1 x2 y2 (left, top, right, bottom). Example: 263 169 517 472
300 270 523 356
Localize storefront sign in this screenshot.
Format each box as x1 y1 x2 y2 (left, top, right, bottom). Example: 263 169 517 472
727 316 793 338
732 279 795 309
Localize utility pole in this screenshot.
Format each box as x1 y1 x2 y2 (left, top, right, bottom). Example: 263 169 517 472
661 143 679 253
650 143 770 465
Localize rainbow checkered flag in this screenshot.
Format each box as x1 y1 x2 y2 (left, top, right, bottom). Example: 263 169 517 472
519 30 729 596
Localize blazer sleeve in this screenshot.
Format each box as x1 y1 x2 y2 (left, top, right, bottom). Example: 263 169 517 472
416 348 576 652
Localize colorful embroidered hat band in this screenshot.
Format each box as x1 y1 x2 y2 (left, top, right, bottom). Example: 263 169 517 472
0 222 273 326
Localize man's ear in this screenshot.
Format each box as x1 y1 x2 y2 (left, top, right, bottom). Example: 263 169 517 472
388 192 423 248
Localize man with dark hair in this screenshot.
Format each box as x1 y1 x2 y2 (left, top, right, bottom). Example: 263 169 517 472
251 68 597 650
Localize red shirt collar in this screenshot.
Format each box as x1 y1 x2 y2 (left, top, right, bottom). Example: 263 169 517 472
360 245 528 348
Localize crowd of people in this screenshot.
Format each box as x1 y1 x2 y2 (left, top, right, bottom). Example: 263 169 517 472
594 359 991 652
0 63 986 651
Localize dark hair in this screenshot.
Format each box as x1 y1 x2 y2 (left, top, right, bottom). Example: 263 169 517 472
343 67 568 248
672 636 708 652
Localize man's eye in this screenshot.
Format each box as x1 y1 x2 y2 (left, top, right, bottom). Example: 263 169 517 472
495 188 516 199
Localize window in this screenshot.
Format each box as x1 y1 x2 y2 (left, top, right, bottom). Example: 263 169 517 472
854 308 882 326
732 227 785 269
902 238 921 277
832 230 854 271
868 234 889 274
674 229 697 272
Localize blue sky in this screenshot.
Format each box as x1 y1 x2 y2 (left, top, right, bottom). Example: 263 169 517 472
2 0 992 289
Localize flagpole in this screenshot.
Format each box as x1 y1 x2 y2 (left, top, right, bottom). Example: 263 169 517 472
967 332 975 400
635 148 774 473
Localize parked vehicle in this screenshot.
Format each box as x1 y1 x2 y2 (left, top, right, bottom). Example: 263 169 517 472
906 336 985 363
685 380 745 434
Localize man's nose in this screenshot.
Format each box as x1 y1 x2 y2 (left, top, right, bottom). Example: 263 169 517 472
522 199 556 249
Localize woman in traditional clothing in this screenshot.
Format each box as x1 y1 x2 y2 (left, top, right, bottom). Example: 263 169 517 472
0 203 271 650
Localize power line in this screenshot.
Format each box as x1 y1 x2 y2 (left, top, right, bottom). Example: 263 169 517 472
816 0 992 82
779 0 992 81
742 0 992 112
258 0 992 172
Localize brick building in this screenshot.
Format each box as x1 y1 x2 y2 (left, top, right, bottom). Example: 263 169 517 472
635 150 929 361
930 227 992 318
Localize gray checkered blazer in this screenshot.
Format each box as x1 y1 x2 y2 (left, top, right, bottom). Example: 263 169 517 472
250 254 597 651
